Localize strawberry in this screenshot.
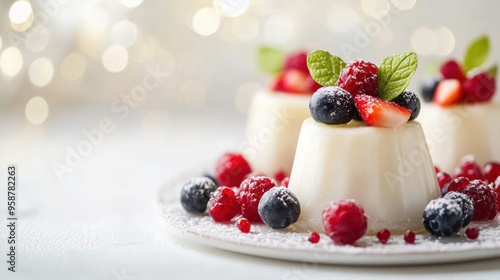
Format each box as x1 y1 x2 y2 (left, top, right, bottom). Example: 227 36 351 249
271 69 320 94
440 60 466 82
433 79 464 106
354 94 411 128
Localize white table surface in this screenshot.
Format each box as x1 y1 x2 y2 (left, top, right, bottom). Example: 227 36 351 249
1 107 500 280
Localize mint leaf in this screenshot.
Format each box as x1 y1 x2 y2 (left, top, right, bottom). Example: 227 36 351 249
257 46 285 75
487 64 497 78
306 50 346 86
378 51 418 100
464 35 490 73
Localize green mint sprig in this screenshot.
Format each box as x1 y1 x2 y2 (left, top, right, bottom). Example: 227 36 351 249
306 50 346 86
257 46 285 75
378 51 418 100
464 35 490 73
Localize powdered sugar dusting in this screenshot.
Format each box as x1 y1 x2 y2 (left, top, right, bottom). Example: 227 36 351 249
157 167 500 265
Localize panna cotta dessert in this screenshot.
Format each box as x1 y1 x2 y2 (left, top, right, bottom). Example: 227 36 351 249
418 35 499 172
288 50 440 234
244 49 320 176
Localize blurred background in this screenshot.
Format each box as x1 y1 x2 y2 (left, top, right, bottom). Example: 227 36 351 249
0 0 499 277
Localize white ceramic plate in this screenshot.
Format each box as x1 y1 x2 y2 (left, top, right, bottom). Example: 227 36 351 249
157 168 500 266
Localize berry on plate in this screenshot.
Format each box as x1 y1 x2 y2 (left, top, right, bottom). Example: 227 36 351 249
376 228 391 244
422 197 463 237
180 177 218 213
322 200 367 245
391 90 421 121
437 172 452 190
207 186 241 222
308 232 320 243
239 176 277 223
258 186 301 229
453 156 484 181
465 226 480 240
460 180 498 221
354 94 411 128
404 230 415 244
443 191 474 227
215 153 252 188
433 79 464 106
337 60 379 98
236 217 251 233
483 162 500 183
309 86 355 125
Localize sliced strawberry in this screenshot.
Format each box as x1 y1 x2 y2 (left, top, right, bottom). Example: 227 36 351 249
440 60 466 82
354 94 411 128
433 79 464 106
271 69 318 94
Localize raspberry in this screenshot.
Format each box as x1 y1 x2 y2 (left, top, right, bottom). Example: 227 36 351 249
404 230 415 244
308 232 320 244
337 60 379 98
437 172 452 190
215 153 252 188
238 176 277 223
465 226 479 240
483 162 500 183
453 156 484 181
283 51 309 74
440 60 466 82
274 170 287 183
207 187 240 222
463 72 496 103
376 229 391 244
446 177 470 193
322 200 367 245
461 180 498 221
236 217 251 233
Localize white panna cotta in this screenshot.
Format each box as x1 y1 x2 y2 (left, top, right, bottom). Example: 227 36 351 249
243 90 311 176
419 102 500 173
288 118 440 234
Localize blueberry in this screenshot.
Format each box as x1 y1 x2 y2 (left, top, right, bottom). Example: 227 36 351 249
180 177 218 213
444 191 474 227
422 198 463 237
258 186 300 229
421 77 440 102
202 173 219 187
391 90 421 121
309 86 354 125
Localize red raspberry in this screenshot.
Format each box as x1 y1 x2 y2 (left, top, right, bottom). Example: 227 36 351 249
238 176 277 222
322 200 367 245
440 60 466 82
308 232 320 244
215 153 252 188
461 180 498 221
274 170 287 183
207 187 240 222
446 177 470 193
437 172 452 190
483 162 500 183
453 156 484 181
376 228 391 244
463 72 496 103
494 178 500 210
434 166 441 174
404 230 416 244
465 226 479 240
283 51 309 74
337 60 379 98
236 217 251 233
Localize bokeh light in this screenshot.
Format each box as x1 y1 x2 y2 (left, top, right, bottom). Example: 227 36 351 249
102 45 129 73
263 14 294 44
435 27 455 56
179 80 207 109
119 0 144 8
391 0 417 10
111 20 138 48
9 1 32 24
141 110 169 142
361 0 390 19
61 53 87 81
29 57 54 87
25 26 51 52
411 27 438 55
0 47 23 77
25 96 49 125
214 0 250 17
192 7 220 36
327 4 359 33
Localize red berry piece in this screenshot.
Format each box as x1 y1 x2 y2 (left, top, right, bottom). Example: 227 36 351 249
434 166 441 174
440 60 466 82
244 172 266 180
433 79 464 106
453 156 484 181
308 232 320 244
207 187 241 223
274 170 287 183
272 70 320 94
465 226 479 240
322 200 367 245
483 162 500 183
237 217 251 233
376 229 391 244
215 153 252 188
437 172 452 190
280 177 289 188
404 230 415 244
461 180 498 221
337 60 379 98
283 51 309 74
354 94 411 128
446 177 470 193
463 72 496 103
239 176 277 223
494 178 500 210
